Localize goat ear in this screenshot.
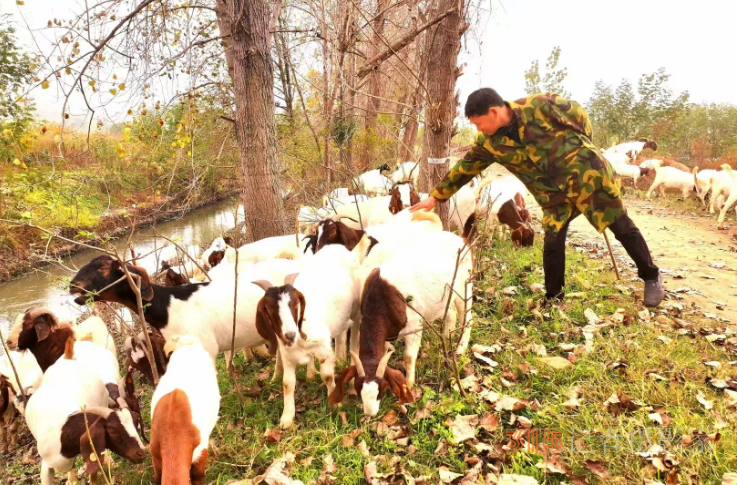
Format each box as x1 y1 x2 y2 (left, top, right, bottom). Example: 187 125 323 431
80 415 107 476
409 186 421 206
388 189 402 215
336 223 360 250
295 290 307 340
328 366 358 404
127 264 153 301
383 367 414 404
32 312 55 342
254 302 278 356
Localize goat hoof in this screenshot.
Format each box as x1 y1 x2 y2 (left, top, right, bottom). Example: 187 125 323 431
279 418 294 429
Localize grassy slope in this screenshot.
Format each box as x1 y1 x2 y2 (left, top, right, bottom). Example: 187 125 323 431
2 232 735 484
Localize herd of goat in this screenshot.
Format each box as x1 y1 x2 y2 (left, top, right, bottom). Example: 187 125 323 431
0 161 534 484
2 143 732 483
603 138 737 227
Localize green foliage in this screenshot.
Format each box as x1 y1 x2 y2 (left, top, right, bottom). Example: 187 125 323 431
524 46 570 98
0 14 32 120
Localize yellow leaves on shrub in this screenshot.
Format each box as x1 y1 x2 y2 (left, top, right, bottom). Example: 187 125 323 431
65 67 71 75
116 144 125 158
2 129 12 138
109 88 117 95
123 126 131 142
41 80 50 89
96 120 103 129
88 80 96 87
118 83 126 91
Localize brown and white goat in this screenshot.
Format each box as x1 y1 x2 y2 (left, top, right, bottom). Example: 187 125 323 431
330 230 474 416
25 337 147 485
6 309 125 407
125 330 169 384
151 335 220 485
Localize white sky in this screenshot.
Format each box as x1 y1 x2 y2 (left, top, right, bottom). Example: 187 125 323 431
5 0 737 126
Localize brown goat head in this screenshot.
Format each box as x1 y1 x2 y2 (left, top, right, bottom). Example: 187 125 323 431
70 255 153 305
252 279 306 355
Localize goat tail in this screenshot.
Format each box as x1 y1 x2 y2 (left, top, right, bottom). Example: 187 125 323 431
462 212 478 243
64 336 75 360
722 164 735 178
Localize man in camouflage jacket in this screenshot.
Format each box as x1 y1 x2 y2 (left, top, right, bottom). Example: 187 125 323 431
411 88 663 307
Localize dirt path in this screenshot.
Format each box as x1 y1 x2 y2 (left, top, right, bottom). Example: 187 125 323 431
487 167 737 323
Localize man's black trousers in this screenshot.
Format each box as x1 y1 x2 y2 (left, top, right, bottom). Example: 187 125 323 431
542 212 659 300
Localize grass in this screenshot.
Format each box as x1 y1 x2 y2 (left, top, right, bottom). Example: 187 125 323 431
2 227 735 484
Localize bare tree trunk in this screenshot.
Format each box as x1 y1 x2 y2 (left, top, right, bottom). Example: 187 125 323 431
359 0 388 172
421 0 465 230
215 0 235 81
226 0 286 241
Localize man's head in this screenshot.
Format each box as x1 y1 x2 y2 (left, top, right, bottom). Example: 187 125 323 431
465 88 509 136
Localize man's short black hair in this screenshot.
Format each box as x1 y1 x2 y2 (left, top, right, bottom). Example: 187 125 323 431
464 88 504 118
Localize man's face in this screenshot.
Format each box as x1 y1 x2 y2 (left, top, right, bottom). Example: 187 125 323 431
468 107 504 136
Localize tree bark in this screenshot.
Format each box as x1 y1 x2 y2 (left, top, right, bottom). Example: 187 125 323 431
421 0 465 230
359 0 388 172
226 0 287 241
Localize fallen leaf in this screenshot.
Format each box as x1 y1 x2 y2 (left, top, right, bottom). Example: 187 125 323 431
495 396 532 412
497 475 540 485
538 455 570 474
697 391 715 410
448 414 478 444
502 286 518 296
703 361 722 368
539 356 573 370
264 429 281 443
584 308 601 325
473 352 499 368
381 410 398 426
439 467 463 483
255 456 305 485
584 460 608 479
725 389 737 408
319 454 337 485
357 440 370 457
563 386 583 409
722 473 737 485
472 343 502 354
478 412 500 432
341 435 354 448
529 283 544 293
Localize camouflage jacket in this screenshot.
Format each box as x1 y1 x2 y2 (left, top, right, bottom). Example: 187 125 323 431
431 93 624 233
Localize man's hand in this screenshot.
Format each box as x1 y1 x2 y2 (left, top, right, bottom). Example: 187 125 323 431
409 196 437 212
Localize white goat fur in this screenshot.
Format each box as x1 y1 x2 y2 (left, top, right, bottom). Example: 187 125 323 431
267 245 362 428
604 141 647 159
25 351 143 485
74 315 117 357
230 235 311 264
716 165 737 228
151 335 220 466
391 162 419 187
353 169 392 196
646 161 696 198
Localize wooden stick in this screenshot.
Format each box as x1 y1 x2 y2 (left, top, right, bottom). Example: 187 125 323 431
603 230 621 280
0 326 28 405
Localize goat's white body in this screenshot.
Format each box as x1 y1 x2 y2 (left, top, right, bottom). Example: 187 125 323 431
165 258 304 360
232 235 309 263
298 205 335 234
354 170 392 196
448 185 478 232
374 231 474 386
639 158 662 169
708 170 733 214
25 357 111 483
70 341 121 405
717 166 737 227
151 341 220 464
333 196 391 229
694 169 717 207
277 245 362 428
391 162 419 187
0 350 43 396
477 176 529 238
607 158 642 185
605 141 646 159
74 315 116 357
647 164 696 198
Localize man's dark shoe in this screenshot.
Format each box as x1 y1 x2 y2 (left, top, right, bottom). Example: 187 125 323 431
644 273 664 308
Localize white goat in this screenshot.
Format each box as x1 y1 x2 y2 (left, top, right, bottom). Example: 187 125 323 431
646 161 696 198
693 167 718 208
705 169 733 214
391 162 419 187
251 245 362 428
604 138 658 159
353 164 393 196
716 164 737 228
25 339 146 485
150 335 220 484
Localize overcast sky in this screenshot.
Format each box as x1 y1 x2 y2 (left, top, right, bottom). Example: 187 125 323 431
6 0 737 126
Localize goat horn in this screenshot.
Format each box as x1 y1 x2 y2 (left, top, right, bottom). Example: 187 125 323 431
335 215 359 223
376 348 394 379
251 280 273 292
283 273 299 286
350 351 365 377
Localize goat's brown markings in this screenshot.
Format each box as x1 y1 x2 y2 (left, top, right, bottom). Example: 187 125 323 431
14 310 75 371
255 287 307 355
127 331 168 384
151 389 202 485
